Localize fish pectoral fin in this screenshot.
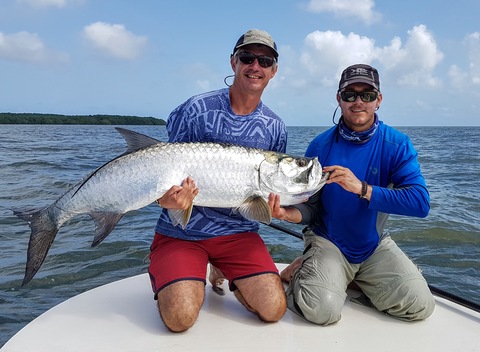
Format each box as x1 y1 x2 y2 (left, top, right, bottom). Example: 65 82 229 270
90 212 125 247
167 203 193 229
237 196 272 224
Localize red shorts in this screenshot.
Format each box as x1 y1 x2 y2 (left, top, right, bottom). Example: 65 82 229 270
148 232 278 298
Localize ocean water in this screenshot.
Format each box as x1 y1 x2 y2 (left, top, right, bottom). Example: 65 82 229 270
0 124 479 346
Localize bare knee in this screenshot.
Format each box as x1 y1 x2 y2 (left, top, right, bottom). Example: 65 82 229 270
157 300 198 332
157 280 205 332
258 293 287 322
234 274 287 322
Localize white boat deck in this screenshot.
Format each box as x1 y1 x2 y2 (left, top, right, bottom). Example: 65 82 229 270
2 264 479 352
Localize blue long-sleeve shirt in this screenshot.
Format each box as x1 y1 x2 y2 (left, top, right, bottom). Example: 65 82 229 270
295 121 429 263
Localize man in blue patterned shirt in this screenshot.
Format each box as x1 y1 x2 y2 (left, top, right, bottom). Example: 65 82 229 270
148 29 288 332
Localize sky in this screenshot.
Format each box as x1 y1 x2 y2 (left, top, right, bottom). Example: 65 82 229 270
1 0 479 126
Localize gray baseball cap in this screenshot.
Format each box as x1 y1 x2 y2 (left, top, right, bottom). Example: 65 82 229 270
233 29 278 59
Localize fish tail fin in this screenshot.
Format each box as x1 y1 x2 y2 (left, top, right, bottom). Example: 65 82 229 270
90 212 125 247
13 207 59 286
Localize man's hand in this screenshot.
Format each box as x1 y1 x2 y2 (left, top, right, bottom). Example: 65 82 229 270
268 193 288 220
323 165 363 195
156 176 199 210
268 193 302 223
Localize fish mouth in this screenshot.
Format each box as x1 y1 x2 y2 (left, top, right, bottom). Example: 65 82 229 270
296 158 326 189
276 171 330 204
294 168 330 192
294 165 312 184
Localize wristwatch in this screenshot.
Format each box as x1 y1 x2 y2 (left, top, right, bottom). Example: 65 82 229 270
358 181 368 200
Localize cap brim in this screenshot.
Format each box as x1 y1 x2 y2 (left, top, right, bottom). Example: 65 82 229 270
234 43 278 58
340 78 378 90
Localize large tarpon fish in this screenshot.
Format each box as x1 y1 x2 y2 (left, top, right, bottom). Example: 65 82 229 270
14 127 329 285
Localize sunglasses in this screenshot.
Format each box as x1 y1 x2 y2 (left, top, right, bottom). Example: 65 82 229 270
237 51 276 68
340 91 378 102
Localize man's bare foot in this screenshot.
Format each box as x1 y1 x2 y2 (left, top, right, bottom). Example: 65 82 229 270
209 263 226 296
280 257 303 283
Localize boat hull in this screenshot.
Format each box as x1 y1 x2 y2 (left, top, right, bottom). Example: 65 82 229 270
1 264 479 352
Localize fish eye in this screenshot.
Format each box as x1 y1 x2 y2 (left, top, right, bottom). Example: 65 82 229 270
296 158 309 167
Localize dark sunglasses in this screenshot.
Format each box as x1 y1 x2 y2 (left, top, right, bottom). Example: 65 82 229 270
237 51 276 68
340 91 378 102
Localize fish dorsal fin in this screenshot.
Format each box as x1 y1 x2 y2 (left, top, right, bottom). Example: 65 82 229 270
72 128 163 198
167 203 194 229
237 196 272 224
90 212 125 247
115 127 162 154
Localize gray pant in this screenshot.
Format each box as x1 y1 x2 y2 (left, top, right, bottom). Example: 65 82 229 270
286 230 435 325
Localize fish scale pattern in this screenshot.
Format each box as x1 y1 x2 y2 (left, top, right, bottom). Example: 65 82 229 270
59 142 266 218
42 138 323 245
158 142 264 208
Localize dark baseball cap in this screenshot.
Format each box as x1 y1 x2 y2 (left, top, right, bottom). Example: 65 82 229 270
339 64 380 91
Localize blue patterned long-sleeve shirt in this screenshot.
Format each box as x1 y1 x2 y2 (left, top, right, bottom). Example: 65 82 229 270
155 88 287 240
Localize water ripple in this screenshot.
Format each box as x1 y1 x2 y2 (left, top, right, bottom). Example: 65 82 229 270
0 125 479 347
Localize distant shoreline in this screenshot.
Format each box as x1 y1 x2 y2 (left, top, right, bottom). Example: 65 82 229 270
0 113 166 125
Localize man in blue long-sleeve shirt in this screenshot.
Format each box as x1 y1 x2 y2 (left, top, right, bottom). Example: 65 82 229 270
269 64 435 325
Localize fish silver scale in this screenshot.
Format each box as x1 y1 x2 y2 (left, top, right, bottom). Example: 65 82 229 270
156 142 265 207
53 142 267 224
14 129 328 285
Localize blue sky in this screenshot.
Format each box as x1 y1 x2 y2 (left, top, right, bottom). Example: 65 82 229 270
1 0 479 126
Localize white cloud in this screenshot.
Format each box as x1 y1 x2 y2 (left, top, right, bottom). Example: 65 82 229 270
0 31 68 63
195 80 211 92
304 0 381 25
377 25 443 87
288 25 443 90
448 65 469 89
298 30 377 87
465 32 480 85
445 32 480 90
83 22 147 60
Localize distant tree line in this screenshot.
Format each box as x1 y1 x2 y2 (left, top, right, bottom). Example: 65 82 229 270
0 113 166 125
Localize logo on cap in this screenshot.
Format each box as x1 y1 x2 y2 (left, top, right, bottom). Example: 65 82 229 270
339 64 380 91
